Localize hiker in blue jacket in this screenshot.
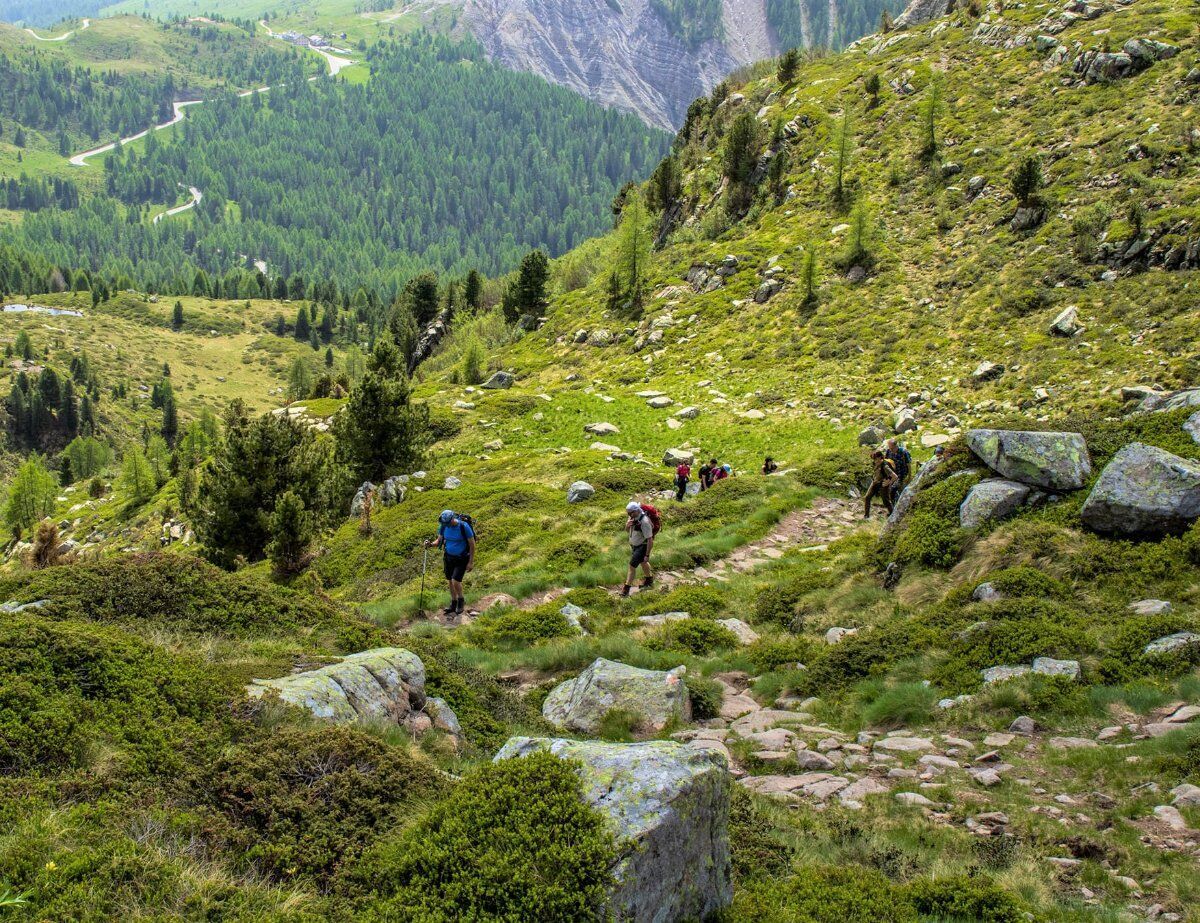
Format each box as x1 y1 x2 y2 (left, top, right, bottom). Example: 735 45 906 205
426 510 475 615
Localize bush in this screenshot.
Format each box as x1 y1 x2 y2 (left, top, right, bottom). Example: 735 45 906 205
1097 613 1200 684
721 865 917 922
687 675 724 720
986 566 1071 600
634 584 728 620
426 405 463 442
745 636 815 672
934 616 1089 692
0 553 357 640
546 537 600 567
587 465 668 495
859 680 938 729
646 618 739 655
466 604 575 651
889 472 979 568
754 570 837 628
0 613 234 777
353 752 617 921
793 449 870 490
904 876 1023 922
203 725 445 888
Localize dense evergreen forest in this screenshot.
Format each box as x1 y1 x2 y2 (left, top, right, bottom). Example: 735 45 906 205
0 0 101 28
650 0 724 47
0 33 670 297
767 0 908 49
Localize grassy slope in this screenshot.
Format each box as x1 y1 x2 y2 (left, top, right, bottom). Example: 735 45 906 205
3 1 1200 919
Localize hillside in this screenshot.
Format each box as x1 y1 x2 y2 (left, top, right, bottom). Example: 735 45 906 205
2 0 1200 921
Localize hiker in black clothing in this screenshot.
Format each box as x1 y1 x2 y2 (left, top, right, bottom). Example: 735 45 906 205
698 461 714 491
762 456 778 475
885 438 912 505
864 450 898 519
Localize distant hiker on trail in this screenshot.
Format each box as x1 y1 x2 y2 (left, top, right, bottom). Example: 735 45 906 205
621 501 659 597
425 510 475 615
864 450 898 519
762 456 778 475
709 459 729 485
885 438 912 504
674 461 691 502
698 461 714 491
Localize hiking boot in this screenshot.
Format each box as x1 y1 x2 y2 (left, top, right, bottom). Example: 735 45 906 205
442 602 457 616
620 585 631 598
640 576 655 589
454 598 466 614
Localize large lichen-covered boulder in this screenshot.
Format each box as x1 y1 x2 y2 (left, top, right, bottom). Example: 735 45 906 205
966 429 1091 491
959 479 1032 529
1138 388 1200 414
542 658 690 734
249 648 461 738
495 737 731 923
1081 443 1200 536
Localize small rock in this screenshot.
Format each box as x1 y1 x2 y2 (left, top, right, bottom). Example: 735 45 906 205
566 481 596 504
895 792 938 808
480 371 514 390
1009 716 1037 735
1128 599 1172 615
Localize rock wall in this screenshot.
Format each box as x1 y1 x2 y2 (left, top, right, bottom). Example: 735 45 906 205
462 0 777 131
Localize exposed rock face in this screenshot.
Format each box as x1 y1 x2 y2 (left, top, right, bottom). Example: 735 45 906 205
248 648 459 739
959 478 1032 529
966 429 1092 491
1137 388 1200 414
495 737 732 922
462 0 776 131
893 0 952 30
542 658 690 734
1081 443 1200 535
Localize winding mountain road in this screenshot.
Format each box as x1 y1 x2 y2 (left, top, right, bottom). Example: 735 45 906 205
24 18 90 41
70 99 204 167
152 185 203 224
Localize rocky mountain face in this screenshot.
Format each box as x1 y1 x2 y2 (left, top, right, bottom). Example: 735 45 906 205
461 0 778 131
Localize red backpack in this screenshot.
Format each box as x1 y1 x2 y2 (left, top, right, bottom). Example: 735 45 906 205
640 503 662 536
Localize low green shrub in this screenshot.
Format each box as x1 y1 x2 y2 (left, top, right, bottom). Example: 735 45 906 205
727 785 793 881
754 570 837 628
859 680 938 729
465 604 575 651
687 675 724 720
1096 613 1200 684
587 466 669 495
353 752 617 921
793 449 870 490
202 725 445 888
986 566 1071 600
903 876 1024 922
646 618 739 655
745 636 816 673
426 405 463 441
0 614 234 777
546 537 601 567
934 617 1090 692
633 584 728 619
888 472 980 569
720 865 917 922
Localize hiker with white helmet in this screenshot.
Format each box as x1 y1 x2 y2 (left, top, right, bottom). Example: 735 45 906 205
621 500 660 598
424 509 475 615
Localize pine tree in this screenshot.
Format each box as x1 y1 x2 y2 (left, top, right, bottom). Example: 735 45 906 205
615 191 650 316
267 490 314 575
801 246 819 307
60 378 79 438
723 110 760 215
4 456 57 536
503 250 550 325
161 392 179 446
172 300 184 329
406 272 441 327
920 75 942 162
832 108 853 208
1010 156 1043 207
121 449 156 504
464 269 483 311
334 338 431 482
287 357 313 402
777 47 801 85
294 305 311 341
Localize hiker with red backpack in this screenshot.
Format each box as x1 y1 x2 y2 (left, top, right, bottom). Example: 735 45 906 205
674 461 691 502
621 500 660 597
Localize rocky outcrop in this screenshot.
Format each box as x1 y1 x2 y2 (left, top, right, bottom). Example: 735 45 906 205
248 648 460 740
542 658 690 734
480 370 515 390
1074 38 1179 85
1081 443 1200 536
495 737 732 921
959 479 1032 529
462 0 776 131
893 0 952 30
966 429 1092 491
1137 388 1200 415
350 475 408 517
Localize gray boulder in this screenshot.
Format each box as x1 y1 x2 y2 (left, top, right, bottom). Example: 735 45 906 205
585 421 620 436
1032 657 1080 680
893 0 952 30
663 447 695 467
480 370 515 390
893 408 918 434
542 658 690 735
1128 599 1172 616
1081 443 1200 535
350 481 375 517
972 361 1005 382
495 737 731 922
1049 306 1083 337
1185 411 1200 445
567 481 596 504
966 429 1092 491
754 279 783 303
858 425 885 446
1145 632 1200 657
249 648 451 737
960 479 1032 529
1138 388 1200 414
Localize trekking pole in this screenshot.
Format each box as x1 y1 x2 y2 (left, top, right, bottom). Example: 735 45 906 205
418 543 428 615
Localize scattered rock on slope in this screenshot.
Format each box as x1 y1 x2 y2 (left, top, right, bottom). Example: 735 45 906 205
567 481 596 503
481 370 515 389
966 429 1092 491
1081 442 1200 535
495 737 732 921
893 0 953 30
959 479 1033 529
542 658 690 734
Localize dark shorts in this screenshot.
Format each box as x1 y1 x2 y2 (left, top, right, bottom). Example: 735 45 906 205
629 543 649 568
444 553 470 582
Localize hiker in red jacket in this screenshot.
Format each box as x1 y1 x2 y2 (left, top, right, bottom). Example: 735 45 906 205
674 461 691 502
